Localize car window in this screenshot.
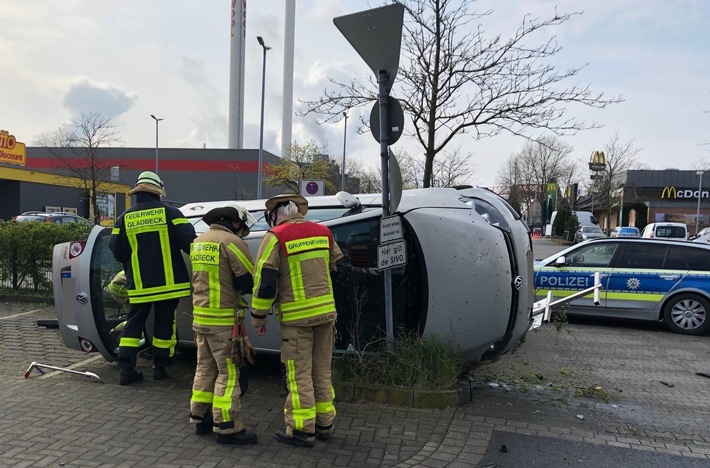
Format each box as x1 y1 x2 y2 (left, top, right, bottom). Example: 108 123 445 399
680 247 710 271
617 243 667 269
656 226 686 238
565 243 618 267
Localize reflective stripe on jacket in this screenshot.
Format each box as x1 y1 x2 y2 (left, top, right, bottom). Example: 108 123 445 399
191 224 254 328
252 215 343 325
109 195 195 304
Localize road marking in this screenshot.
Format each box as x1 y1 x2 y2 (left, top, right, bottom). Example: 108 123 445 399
0 308 46 320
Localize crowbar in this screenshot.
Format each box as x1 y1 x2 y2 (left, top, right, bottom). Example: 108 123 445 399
24 361 103 383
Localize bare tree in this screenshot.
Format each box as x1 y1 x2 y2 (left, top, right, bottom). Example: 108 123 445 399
497 136 576 225
265 140 334 194
430 148 475 187
301 0 621 188
33 112 122 225
597 133 640 219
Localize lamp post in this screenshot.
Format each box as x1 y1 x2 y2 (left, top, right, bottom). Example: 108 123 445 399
150 114 163 173
257 36 271 199
341 111 348 191
696 170 705 235
618 183 625 228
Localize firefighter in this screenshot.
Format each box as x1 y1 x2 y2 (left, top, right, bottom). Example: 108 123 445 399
251 194 343 447
109 171 196 385
188 203 257 445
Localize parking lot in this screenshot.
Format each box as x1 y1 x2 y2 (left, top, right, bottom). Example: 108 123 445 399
1 238 709 466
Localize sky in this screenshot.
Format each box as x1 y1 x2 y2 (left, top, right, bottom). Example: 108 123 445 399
2 0 709 189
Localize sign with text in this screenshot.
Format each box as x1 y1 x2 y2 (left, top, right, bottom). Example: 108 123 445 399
380 215 403 243
0 130 26 166
377 239 407 271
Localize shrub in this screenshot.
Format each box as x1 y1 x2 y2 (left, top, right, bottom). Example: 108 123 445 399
333 332 465 389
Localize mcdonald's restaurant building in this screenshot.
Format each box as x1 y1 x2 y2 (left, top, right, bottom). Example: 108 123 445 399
0 129 281 223
576 169 709 236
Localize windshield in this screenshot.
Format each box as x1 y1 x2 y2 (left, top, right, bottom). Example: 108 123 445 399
583 226 604 234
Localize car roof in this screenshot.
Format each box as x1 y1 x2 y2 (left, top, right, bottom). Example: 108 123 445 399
179 188 504 220
537 237 710 265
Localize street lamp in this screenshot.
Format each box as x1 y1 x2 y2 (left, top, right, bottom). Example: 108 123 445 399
696 170 705 235
150 114 163 173
618 183 625 228
341 111 348 191
257 36 271 199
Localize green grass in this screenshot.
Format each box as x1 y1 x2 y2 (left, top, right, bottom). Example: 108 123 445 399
333 333 465 389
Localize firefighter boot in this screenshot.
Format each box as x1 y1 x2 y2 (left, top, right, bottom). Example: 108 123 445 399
274 428 315 448
215 429 257 445
153 366 167 380
191 411 214 436
118 369 143 385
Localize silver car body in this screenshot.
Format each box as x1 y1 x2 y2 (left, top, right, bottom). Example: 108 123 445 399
52 188 534 363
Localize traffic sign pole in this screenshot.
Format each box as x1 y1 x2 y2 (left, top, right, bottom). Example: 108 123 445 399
378 70 394 350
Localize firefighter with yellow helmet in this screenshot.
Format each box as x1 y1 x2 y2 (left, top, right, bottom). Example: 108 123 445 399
251 194 343 447
189 202 257 445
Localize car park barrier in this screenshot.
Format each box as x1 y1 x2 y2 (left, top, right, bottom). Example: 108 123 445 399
530 271 602 329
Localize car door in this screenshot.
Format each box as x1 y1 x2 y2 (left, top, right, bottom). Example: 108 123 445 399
534 242 618 310
605 242 685 320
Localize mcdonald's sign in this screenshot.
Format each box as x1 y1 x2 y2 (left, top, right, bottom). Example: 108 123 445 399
660 186 710 199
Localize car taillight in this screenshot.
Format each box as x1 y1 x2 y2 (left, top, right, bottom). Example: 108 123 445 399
69 241 86 259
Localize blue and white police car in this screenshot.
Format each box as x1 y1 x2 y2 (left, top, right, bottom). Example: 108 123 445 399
534 238 710 335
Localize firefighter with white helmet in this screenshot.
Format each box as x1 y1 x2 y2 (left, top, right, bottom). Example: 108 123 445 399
189 202 257 445
251 194 343 447
109 171 196 385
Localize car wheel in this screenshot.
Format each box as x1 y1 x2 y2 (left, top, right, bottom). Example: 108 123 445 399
663 293 710 335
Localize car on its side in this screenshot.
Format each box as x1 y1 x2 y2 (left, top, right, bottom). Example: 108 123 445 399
573 225 607 243
13 211 90 224
52 187 534 364
610 226 641 238
640 222 688 240
534 238 710 335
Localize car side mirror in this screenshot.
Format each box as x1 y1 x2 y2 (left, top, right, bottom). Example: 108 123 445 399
554 256 566 267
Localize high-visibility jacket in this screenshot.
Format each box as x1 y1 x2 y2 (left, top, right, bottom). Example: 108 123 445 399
109 193 195 303
252 214 343 327
190 224 254 329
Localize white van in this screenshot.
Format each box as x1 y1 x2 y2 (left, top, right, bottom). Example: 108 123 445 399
640 222 689 240
549 211 599 228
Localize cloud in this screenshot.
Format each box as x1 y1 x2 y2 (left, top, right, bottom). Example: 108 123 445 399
62 78 137 117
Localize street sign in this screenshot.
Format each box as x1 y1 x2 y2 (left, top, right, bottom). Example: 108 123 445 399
333 4 404 92
370 96 404 144
380 215 403 243
377 240 407 270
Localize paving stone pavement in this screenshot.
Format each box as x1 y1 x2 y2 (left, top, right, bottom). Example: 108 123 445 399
1 302 709 467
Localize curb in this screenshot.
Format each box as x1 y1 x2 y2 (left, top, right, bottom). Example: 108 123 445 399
334 379 470 408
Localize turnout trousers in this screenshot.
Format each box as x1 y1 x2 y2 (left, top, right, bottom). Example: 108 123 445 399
190 329 245 434
117 298 178 370
280 321 336 436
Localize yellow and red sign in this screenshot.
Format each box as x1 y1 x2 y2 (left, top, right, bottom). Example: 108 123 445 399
0 130 26 166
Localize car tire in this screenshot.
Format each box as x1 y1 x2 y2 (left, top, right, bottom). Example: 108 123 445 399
663 293 710 335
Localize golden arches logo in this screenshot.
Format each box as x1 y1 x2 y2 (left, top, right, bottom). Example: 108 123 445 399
661 187 677 199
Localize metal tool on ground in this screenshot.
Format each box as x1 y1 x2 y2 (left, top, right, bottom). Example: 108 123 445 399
23 361 103 382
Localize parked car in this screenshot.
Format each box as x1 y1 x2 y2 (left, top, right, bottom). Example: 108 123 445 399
640 222 688 240
689 226 710 241
534 238 710 335
13 211 90 224
610 226 641 238
52 188 534 364
573 225 607 243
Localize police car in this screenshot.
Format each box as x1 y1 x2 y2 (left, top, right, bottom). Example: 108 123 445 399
534 238 710 335
52 187 534 364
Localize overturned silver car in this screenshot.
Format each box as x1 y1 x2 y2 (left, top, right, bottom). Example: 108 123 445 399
52 187 534 363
